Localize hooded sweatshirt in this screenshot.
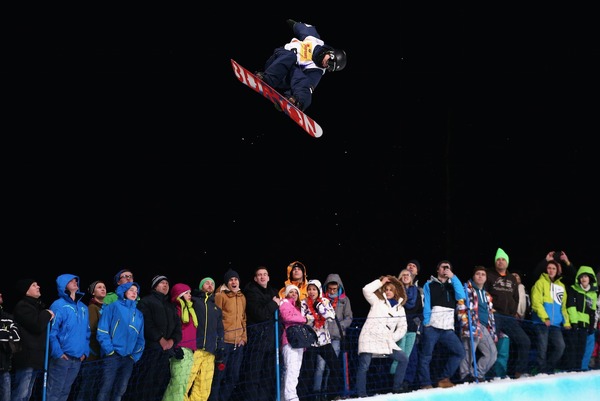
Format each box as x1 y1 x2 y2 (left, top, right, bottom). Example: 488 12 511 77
279 261 309 301
48 274 91 360
97 282 145 362
566 266 598 330
322 273 353 340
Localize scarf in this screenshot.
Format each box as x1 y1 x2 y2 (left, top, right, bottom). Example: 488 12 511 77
326 294 338 310
178 298 199 328
307 297 326 329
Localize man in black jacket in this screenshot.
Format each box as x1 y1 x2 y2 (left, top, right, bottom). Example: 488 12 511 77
126 275 181 401
11 279 55 401
242 267 281 401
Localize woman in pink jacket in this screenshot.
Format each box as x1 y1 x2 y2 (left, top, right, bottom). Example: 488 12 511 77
279 285 308 401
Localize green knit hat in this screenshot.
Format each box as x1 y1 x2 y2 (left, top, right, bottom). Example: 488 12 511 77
495 248 509 266
199 277 214 290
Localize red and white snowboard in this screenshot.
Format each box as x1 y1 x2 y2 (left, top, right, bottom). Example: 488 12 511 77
231 59 323 138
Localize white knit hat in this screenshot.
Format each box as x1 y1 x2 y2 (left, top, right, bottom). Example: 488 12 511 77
284 284 300 297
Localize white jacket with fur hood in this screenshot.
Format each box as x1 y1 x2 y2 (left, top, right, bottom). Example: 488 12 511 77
358 276 407 355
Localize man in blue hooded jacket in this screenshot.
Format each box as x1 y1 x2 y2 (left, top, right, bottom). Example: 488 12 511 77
47 274 91 401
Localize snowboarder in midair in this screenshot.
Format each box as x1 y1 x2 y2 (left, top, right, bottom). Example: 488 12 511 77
255 19 347 112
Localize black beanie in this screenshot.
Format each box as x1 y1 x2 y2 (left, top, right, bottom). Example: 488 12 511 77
407 259 421 273
16 279 35 297
223 269 240 283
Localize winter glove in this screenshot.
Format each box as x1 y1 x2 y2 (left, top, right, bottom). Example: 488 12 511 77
286 19 297 30
173 347 184 360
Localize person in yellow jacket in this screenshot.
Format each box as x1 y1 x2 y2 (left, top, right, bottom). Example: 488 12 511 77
279 261 309 301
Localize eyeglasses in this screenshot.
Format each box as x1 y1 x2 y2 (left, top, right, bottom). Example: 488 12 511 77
120 274 133 279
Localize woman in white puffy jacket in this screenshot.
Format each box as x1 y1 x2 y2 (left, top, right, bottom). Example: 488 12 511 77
356 275 409 397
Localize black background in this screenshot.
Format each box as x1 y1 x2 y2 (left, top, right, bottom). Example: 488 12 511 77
5 5 598 317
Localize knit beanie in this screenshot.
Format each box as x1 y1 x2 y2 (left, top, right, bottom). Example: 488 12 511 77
284 284 300 297
407 259 421 273
88 280 104 295
16 279 35 297
495 248 509 266
151 275 169 290
199 277 215 290
223 269 240 283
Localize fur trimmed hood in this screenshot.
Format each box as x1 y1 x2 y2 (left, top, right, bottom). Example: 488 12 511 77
374 275 407 306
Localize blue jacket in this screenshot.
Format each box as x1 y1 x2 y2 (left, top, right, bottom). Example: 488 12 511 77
97 282 145 362
49 274 91 359
422 276 465 330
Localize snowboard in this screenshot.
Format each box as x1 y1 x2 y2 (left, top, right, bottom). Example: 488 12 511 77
231 59 323 138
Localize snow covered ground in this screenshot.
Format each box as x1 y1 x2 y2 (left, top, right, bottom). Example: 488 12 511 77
352 370 600 400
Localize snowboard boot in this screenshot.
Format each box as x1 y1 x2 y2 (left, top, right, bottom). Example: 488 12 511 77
287 96 302 110
273 96 302 112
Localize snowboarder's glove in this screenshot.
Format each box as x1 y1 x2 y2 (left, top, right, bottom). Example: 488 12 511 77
286 19 297 30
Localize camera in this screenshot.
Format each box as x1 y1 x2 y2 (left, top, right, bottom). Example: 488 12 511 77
554 251 562 261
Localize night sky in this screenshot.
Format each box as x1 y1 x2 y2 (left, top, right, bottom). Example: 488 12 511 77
6 6 598 317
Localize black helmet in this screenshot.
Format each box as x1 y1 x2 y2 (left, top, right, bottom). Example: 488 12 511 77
326 48 347 72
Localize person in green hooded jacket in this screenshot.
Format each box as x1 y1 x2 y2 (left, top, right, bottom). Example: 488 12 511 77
564 265 598 371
